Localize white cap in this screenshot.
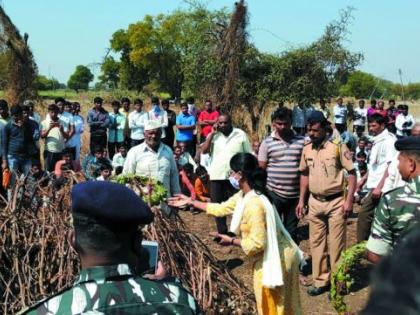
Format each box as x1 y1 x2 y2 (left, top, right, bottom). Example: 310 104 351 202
144 120 162 131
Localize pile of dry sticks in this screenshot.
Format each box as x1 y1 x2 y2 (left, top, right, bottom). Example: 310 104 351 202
0 173 256 314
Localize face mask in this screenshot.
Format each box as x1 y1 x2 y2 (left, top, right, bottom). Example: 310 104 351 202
229 176 240 190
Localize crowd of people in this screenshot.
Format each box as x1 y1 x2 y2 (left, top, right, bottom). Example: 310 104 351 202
1 95 419 314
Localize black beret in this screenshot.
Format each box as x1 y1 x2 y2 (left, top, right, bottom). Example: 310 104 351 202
395 136 420 151
71 181 154 225
307 110 327 124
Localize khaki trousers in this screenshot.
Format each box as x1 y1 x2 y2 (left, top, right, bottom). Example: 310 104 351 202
308 195 346 288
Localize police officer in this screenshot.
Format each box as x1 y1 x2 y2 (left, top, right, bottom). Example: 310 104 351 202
366 136 420 264
21 181 200 314
296 111 356 296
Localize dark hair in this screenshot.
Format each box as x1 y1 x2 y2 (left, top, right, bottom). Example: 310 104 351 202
10 105 23 116
119 145 127 150
21 105 30 112
370 99 377 106
121 97 130 104
358 137 368 143
356 151 367 159
181 163 194 174
93 97 103 104
151 96 159 104
134 98 143 105
31 160 42 168
180 103 188 109
62 148 73 157
161 99 170 106
73 212 138 256
362 226 420 315
48 104 60 112
359 99 365 105
389 99 395 104
187 97 195 104
99 161 113 171
358 162 367 172
271 107 292 122
195 165 208 177
54 97 65 104
204 99 212 105
368 113 387 125
229 153 268 196
0 99 8 109
111 100 120 107
115 166 123 175
93 146 104 154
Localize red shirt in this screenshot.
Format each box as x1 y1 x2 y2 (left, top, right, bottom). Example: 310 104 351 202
198 110 220 137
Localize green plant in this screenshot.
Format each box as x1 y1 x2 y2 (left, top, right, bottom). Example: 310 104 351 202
112 174 167 206
330 241 367 314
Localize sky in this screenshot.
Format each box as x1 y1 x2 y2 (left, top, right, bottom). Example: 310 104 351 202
3 0 420 84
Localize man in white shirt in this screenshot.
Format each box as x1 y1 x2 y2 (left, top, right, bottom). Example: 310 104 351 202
128 99 148 147
356 113 397 242
112 145 127 174
201 114 251 235
395 104 415 138
353 99 368 138
123 120 180 197
333 97 348 131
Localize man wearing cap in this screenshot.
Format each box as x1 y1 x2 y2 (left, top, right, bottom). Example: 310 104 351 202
366 136 420 264
296 111 356 296
123 120 180 197
21 181 199 314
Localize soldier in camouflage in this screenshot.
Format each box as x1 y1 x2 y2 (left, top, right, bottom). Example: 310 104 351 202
366 136 420 263
21 181 200 314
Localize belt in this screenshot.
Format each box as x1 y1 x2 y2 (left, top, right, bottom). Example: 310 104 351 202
311 191 343 202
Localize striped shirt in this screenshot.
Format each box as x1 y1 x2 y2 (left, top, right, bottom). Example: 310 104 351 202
258 132 305 198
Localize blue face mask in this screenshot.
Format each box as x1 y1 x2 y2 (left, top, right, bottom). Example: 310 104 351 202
229 176 240 190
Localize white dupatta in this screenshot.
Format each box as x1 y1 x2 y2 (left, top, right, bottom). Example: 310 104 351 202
230 190 305 288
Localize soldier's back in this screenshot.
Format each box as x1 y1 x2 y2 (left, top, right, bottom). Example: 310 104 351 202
22 264 200 315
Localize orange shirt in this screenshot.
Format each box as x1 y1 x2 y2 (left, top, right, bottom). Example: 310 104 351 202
194 177 210 201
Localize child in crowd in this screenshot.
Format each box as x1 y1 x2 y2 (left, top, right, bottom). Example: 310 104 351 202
194 166 210 202
251 138 261 158
82 146 108 180
354 162 369 203
97 162 113 181
112 145 127 169
19 161 49 209
54 149 81 177
179 163 196 201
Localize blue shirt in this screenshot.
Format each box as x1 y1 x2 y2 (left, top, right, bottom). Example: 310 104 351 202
176 113 196 142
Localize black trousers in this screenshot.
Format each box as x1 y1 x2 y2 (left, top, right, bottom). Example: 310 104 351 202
210 180 236 234
163 130 175 149
44 150 62 172
130 139 144 148
267 190 299 242
90 133 107 153
108 142 123 159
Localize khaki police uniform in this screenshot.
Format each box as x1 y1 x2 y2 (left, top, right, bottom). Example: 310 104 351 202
299 140 355 288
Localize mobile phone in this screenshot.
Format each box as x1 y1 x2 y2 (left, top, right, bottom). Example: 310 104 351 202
141 240 159 274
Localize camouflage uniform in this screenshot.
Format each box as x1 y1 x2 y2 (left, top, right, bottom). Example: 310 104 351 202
367 176 420 256
22 264 200 315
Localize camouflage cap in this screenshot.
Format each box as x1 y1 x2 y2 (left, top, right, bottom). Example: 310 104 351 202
72 181 154 225
395 136 420 151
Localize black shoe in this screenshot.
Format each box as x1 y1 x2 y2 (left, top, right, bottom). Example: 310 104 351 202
307 285 330 296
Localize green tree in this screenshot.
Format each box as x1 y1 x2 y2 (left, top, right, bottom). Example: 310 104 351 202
67 65 93 92
98 56 120 89
34 75 61 90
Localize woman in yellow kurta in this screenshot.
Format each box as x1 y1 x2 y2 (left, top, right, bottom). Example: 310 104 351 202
169 153 302 315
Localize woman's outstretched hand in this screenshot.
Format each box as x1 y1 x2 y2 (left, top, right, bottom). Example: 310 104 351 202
167 194 192 208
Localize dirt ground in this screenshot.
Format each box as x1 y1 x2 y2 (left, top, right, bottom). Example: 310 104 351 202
178 206 371 315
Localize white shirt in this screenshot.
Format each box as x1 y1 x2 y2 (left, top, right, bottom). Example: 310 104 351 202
208 128 251 180
148 109 168 138
366 129 397 189
66 115 84 148
123 142 180 196
353 107 367 127
128 111 148 140
333 104 348 124
395 114 415 136
112 152 126 168
382 153 406 193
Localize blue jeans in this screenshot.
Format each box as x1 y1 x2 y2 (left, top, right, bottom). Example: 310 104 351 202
7 155 31 175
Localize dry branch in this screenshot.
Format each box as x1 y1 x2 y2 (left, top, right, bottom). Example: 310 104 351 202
0 176 256 314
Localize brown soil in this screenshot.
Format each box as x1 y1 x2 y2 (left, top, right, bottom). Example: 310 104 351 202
178 206 370 315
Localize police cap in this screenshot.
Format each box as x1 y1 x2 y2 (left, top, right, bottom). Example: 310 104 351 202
395 136 420 151
71 181 154 225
